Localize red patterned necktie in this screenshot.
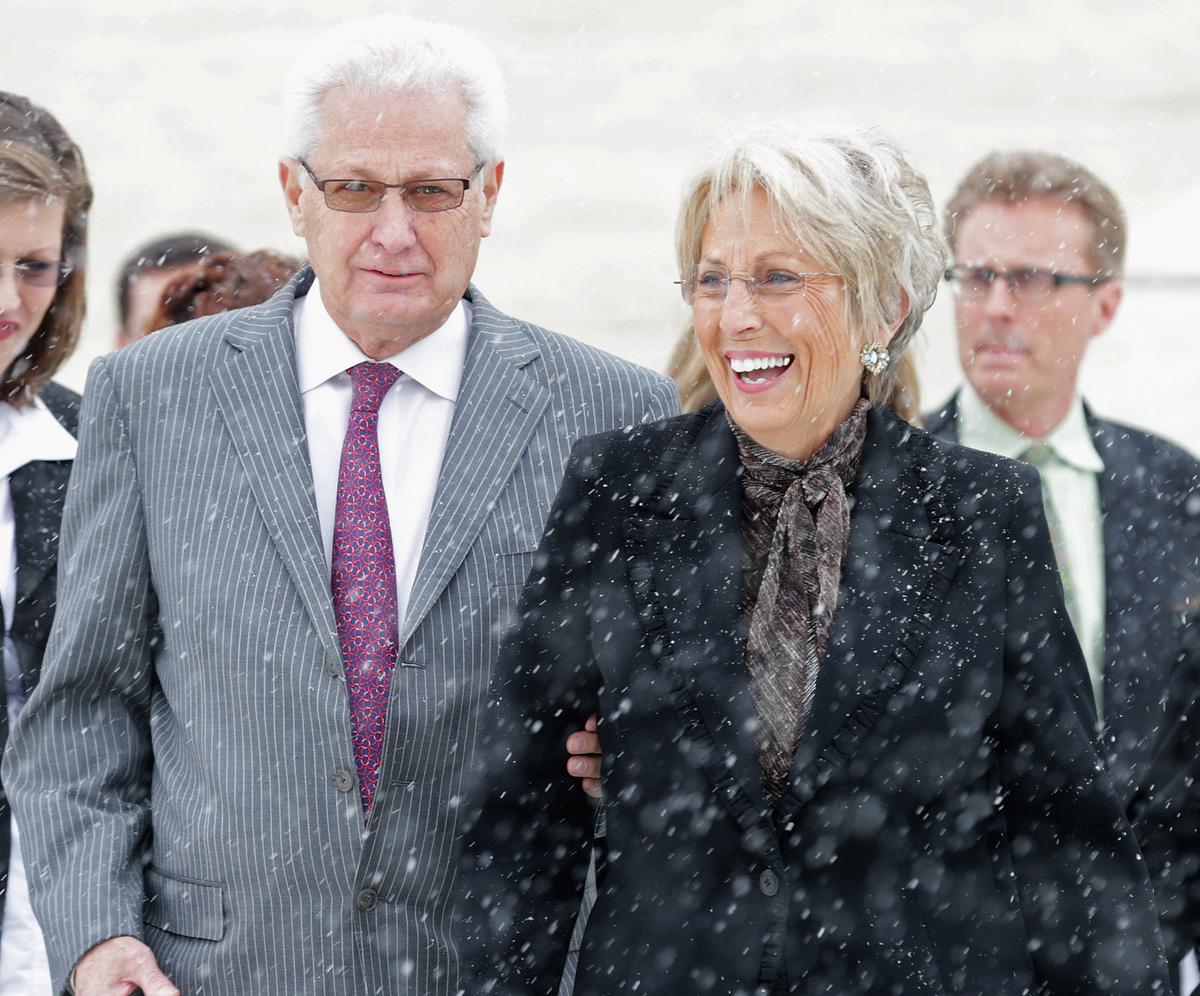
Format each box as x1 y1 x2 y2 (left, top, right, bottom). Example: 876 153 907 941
332 361 402 815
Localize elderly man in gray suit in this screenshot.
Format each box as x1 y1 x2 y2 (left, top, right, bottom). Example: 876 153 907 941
4 15 677 996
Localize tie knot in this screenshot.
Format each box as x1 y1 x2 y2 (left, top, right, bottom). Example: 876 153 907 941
348 362 402 413
1020 442 1055 468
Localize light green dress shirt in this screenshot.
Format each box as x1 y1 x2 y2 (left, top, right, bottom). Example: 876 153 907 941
957 385 1107 714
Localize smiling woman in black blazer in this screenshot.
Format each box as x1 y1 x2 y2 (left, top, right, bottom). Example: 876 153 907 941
458 128 1169 995
0 92 88 990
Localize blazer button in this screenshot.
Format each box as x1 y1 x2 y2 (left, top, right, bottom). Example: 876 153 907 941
355 888 378 912
758 869 779 897
332 769 355 793
326 655 342 678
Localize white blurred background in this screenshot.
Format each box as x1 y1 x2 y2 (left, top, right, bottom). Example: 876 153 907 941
7 0 1199 448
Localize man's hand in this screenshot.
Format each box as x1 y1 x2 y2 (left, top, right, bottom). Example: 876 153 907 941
565 713 604 798
73 935 179 996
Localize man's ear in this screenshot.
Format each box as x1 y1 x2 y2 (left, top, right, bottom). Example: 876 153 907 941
1091 279 1123 339
478 159 505 239
279 157 306 237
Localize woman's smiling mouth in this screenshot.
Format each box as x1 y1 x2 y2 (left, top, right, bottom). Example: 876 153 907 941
727 351 794 389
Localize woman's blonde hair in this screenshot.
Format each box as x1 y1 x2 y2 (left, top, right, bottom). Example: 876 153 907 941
675 126 945 405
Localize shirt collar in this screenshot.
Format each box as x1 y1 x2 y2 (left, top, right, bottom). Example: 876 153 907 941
294 277 471 402
0 395 77 479
958 383 1104 473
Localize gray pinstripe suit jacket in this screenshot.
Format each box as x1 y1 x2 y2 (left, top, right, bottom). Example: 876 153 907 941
3 267 679 996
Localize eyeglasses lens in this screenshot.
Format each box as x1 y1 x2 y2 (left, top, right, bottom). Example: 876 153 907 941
323 179 468 214
685 271 816 305
953 267 1057 300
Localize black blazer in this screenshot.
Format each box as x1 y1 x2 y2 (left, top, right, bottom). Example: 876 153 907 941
923 393 1200 806
460 403 1169 995
1135 611 1200 972
0 382 78 929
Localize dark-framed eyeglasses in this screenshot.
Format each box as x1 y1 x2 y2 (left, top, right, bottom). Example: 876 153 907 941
298 159 486 214
944 264 1111 302
675 266 843 305
1 259 73 288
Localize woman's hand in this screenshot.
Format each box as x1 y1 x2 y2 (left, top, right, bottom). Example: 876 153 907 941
565 713 604 798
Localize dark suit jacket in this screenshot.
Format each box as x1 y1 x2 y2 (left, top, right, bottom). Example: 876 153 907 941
0 381 79 929
925 394 1200 968
460 402 1169 995
923 393 1200 805
1135 611 1200 970
3 271 679 996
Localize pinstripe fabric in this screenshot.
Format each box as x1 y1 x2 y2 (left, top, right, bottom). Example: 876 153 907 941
3 267 679 996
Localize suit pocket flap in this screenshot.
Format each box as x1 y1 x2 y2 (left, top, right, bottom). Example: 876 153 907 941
144 867 225 941
491 549 537 591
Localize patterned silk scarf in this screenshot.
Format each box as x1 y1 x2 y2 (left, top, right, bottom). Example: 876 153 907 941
732 398 870 802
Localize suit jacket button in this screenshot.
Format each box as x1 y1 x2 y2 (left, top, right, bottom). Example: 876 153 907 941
332 769 355 793
758 869 779 897
355 888 378 912
326 655 342 678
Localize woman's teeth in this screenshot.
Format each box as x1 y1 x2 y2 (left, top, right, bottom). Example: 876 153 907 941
730 355 793 382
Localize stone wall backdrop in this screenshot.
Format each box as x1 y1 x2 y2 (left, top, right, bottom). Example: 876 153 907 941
9 0 1199 447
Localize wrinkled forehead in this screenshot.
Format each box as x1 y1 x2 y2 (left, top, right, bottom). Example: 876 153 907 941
307 84 473 168
699 186 827 267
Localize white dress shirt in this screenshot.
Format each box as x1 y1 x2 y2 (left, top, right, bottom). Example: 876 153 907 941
958 384 1107 711
293 279 469 634
0 396 76 996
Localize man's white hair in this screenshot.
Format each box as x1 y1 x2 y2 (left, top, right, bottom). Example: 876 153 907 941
281 15 507 163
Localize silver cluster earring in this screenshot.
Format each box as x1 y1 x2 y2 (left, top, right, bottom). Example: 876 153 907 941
859 342 890 374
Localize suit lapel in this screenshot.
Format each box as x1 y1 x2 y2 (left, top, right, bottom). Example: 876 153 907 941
1095 416 1136 696
11 458 71 608
785 410 962 805
207 270 342 667
922 393 960 443
625 406 963 821
400 288 549 646
623 406 769 814
1091 414 1168 795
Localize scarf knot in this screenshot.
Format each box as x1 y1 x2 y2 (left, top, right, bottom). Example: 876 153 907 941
732 397 870 802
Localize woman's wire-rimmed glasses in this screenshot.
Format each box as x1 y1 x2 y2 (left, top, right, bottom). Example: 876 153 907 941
676 267 843 305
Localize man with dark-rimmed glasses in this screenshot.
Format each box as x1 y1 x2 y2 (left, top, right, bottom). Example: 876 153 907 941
925 149 1200 982
5 14 677 996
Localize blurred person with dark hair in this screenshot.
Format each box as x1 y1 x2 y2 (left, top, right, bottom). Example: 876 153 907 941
114 230 234 346
924 150 1200 972
0 90 90 994
148 249 303 331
